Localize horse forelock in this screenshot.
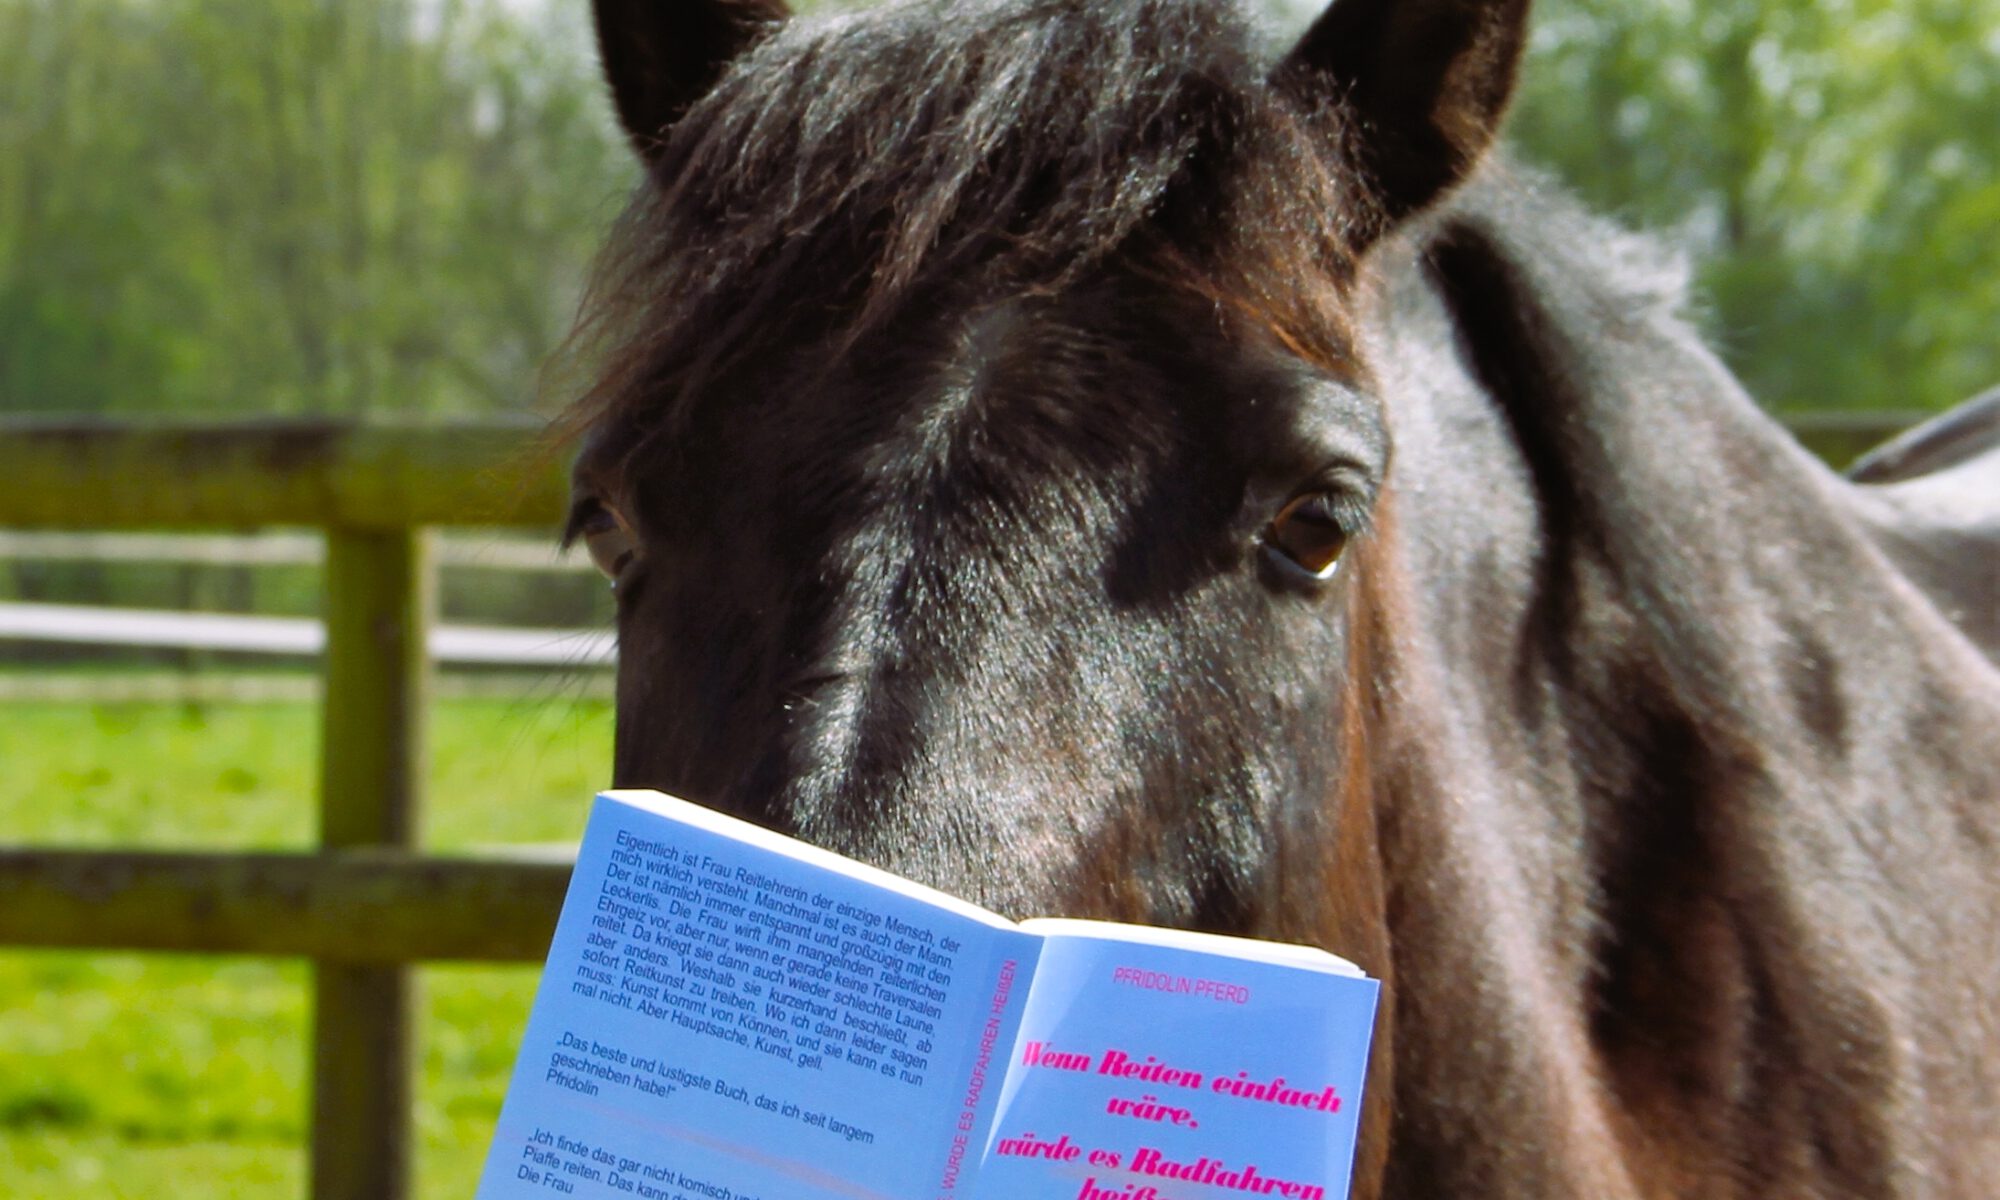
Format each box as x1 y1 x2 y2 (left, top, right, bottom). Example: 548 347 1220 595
560 0 1374 453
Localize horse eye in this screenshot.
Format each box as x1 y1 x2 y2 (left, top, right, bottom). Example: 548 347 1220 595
1264 492 1350 580
578 502 639 583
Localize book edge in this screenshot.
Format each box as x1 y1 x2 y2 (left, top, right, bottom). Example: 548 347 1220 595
598 789 1021 932
1015 917 1369 977
597 792 1369 977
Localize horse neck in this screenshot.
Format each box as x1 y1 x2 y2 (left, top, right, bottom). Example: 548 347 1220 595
1350 177 2000 1198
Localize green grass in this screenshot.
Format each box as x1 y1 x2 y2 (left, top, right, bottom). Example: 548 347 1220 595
0 693 615 1197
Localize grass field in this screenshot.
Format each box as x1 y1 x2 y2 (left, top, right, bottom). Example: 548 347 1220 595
0 691 615 1198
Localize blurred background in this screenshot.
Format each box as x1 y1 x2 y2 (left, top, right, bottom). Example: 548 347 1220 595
0 0 1993 1195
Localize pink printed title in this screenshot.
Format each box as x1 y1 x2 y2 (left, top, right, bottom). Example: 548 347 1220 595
977 1040 1349 1199
1110 966 1250 1004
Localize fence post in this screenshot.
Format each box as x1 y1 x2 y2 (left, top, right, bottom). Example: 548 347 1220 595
311 528 435 1200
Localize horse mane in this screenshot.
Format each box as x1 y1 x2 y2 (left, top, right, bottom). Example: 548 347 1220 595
1442 165 1692 317
563 0 1375 442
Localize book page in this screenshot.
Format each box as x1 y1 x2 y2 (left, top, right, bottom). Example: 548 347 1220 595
476 791 1038 1200
972 929 1379 1200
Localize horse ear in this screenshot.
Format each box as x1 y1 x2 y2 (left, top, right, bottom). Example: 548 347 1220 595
593 0 790 165
1276 0 1530 221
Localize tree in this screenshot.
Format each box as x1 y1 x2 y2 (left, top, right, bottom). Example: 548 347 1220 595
0 0 633 417
1510 0 2000 413
3 0 1990 419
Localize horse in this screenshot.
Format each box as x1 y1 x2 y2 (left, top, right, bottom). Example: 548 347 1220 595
560 0 2000 1194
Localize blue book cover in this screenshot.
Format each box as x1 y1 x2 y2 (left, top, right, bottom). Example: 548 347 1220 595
477 791 1378 1200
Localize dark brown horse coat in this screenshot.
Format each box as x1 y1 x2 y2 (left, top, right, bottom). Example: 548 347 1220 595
1351 182 2000 1196
566 0 2000 1194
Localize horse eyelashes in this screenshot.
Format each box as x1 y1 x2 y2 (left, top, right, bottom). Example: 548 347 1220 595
577 501 642 583
1263 491 1352 580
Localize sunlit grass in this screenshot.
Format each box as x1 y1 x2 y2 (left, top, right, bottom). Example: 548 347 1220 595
0 694 613 1198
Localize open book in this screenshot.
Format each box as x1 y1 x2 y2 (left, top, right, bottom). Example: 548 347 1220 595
477 790 1380 1200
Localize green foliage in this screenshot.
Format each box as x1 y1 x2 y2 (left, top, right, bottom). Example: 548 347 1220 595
0 0 1989 419
1512 0 1999 412
0 0 633 417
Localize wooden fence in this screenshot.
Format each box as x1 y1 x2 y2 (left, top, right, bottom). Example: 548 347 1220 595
0 411 1924 1200
0 417 577 1200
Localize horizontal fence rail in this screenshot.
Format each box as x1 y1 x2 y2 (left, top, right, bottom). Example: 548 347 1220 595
0 412 1932 532
1783 409 1937 469
0 601 613 665
0 670 613 705
0 417 568 529
0 847 574 962
0 410 1924 531
0 529 598 571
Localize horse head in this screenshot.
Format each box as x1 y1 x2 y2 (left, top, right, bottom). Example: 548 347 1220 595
559 1 2000 1195
568 0 1519 933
